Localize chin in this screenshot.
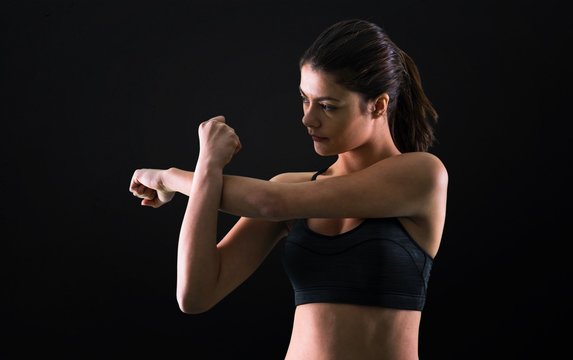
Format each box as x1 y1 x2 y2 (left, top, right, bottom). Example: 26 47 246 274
314 146 337 157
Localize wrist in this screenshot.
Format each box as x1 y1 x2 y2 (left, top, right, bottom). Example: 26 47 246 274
196 154 226 173
163 167 192 194
160 168 174 192
194 162 224 178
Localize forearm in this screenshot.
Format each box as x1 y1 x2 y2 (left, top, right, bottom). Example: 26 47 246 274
162 167 281 219
176 162 223 313
220 175 281 219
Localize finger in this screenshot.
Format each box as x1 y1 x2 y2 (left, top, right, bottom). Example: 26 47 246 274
136 184 146 195
129 171 141 192
210 115 226 123
234 138 242 154
132 184 148 198
131 184 141 196
143 188 157 200
141 198 154 207
136 189 156 201
145 198 163 208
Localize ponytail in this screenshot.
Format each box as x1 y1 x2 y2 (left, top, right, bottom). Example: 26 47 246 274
392 50 438 152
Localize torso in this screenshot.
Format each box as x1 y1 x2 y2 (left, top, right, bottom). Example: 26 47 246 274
284 215 427 360
280 160 444 359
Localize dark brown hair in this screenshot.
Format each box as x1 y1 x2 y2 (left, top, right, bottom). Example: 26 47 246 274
300 19 438 152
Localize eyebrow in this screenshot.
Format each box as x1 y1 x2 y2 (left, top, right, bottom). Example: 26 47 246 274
299 87 341 102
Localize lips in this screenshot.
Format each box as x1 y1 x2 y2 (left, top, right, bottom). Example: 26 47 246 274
308 131 328 142
311 135 327 142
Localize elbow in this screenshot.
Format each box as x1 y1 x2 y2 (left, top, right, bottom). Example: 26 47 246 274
431 158 449 192
178 302 210 315
177 291 215 315
421 152 449 193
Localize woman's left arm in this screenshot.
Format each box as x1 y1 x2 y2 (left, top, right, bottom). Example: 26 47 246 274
220 151 448 221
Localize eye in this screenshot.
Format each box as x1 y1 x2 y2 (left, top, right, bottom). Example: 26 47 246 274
320 103 337 111
301 96 310 104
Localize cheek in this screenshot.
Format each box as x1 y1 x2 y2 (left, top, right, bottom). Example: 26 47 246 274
339 117 371 142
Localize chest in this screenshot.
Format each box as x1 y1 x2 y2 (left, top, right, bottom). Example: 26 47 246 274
306 218 364 236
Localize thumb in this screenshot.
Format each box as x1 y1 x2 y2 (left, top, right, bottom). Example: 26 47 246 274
234 138 242 155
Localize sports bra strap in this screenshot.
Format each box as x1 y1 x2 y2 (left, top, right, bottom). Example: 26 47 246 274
311 167 329 181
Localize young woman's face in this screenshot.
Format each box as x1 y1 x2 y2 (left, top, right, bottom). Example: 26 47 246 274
299 64 376 156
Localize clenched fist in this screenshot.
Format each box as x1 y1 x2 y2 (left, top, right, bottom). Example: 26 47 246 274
197 116 242 169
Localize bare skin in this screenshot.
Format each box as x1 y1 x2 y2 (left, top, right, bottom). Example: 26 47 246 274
286 303 421 360
129 65 448 359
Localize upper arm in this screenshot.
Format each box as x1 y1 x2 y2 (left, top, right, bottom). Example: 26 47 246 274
210 172 311 305
271 152 448 221
211 217 286 305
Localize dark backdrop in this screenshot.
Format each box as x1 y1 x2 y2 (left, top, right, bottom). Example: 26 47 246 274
2 0 571 358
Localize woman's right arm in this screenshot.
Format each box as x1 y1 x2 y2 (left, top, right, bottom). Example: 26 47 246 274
128 110 312 315
130 151 309 314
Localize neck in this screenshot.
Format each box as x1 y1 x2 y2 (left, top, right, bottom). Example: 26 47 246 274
332 138 400 175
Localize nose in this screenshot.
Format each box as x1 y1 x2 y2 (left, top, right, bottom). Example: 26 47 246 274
302 105 321 128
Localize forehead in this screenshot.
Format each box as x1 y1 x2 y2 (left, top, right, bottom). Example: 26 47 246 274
299 64 348 98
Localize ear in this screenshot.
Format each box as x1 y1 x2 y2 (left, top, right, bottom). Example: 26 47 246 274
369 93 390 118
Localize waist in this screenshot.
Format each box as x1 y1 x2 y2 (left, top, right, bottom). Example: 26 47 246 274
285 303 421 360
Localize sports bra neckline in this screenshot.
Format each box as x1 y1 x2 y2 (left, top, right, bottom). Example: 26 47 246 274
302 218 368 239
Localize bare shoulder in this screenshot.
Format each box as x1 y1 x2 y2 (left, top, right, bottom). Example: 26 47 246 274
386 151 446 169
269 171 316 183
404 151 447 176
377 152 448 187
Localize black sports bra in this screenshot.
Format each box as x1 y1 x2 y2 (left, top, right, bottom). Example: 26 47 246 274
281 168 433 310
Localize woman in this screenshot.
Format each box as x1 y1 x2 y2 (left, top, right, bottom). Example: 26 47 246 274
129 19 448 360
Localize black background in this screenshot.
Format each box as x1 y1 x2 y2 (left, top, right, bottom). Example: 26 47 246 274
2 0 571 358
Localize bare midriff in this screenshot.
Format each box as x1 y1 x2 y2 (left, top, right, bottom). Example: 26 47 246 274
284 303 421 360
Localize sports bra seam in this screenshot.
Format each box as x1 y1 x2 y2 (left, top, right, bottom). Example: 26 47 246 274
294 287 426 298
285 237 428 259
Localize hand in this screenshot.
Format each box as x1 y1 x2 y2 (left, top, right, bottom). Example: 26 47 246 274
197 116 242 169
129 168 175 208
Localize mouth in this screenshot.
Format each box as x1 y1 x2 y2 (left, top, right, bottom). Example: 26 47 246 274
311 135 328 142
